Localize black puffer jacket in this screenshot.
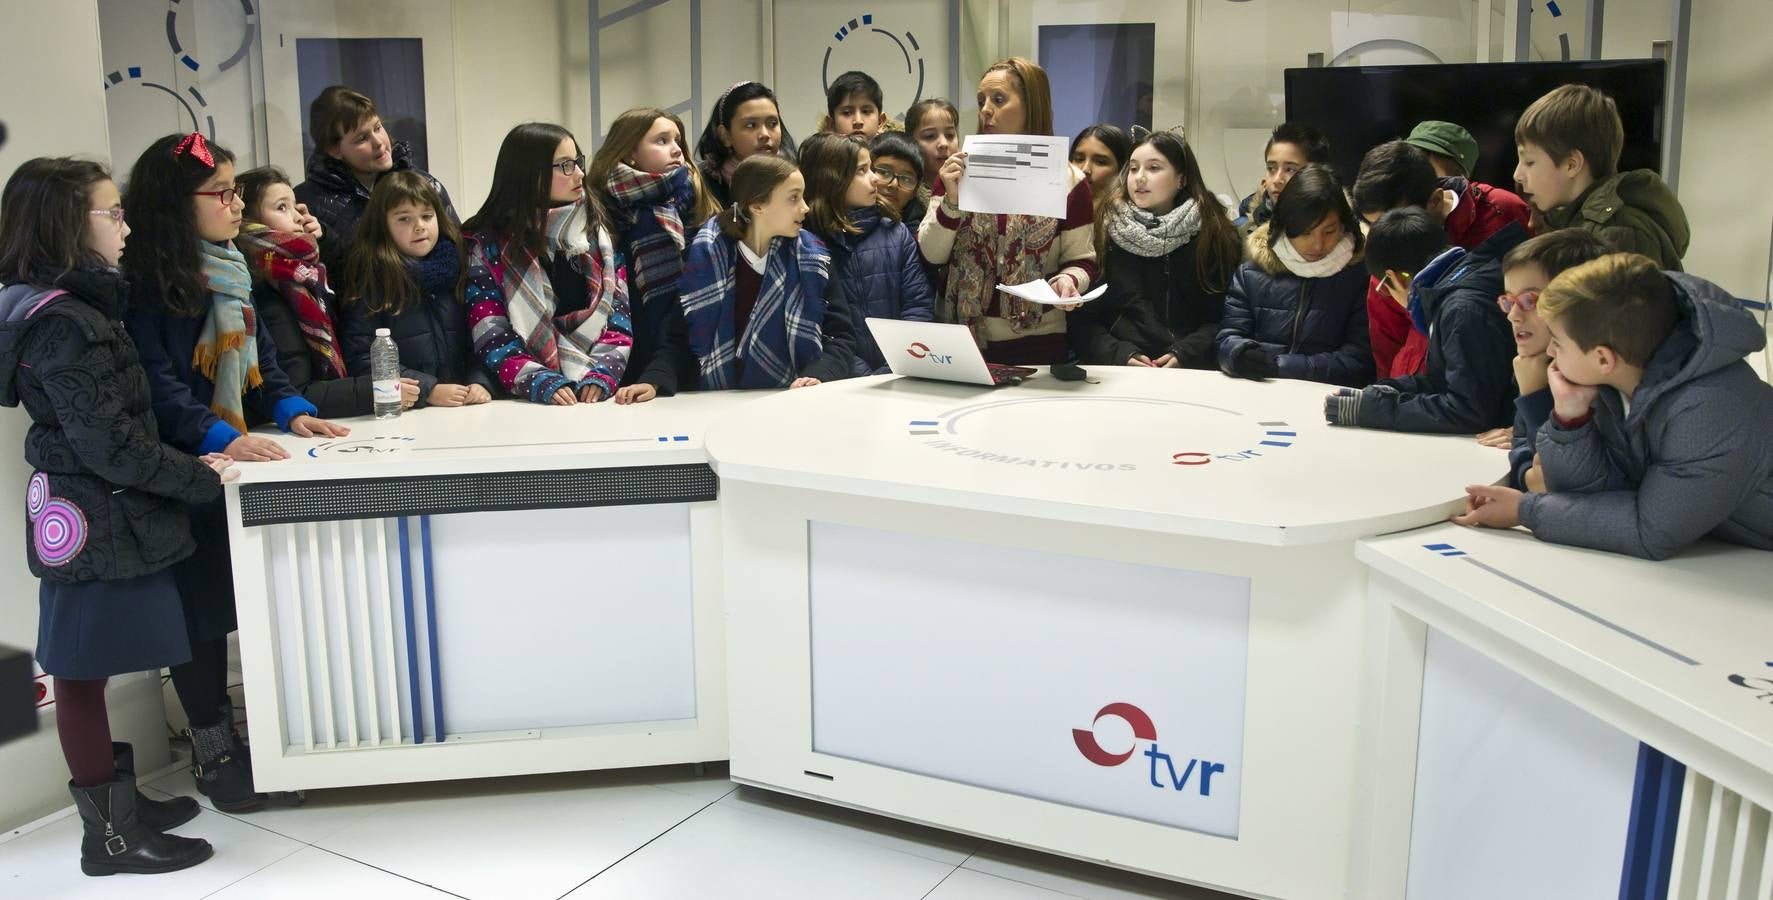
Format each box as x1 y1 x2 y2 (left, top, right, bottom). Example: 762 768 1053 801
0 269 220 582
1069 238 1227 368
255 282 375 418
294 142 457 271
1215 223 1373 387
338 278 492 401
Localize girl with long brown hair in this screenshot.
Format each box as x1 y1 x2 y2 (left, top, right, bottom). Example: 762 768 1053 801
338 172 492 407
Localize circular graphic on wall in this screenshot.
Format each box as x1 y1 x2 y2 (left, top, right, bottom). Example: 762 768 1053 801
905 395 1298 472
103 65 217 138
822 12 927 111
165 0 259 74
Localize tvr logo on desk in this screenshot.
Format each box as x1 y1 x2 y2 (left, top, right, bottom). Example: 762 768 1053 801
1072 702 1227 797
906 342 953 365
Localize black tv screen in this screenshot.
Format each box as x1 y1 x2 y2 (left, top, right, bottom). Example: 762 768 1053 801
1283 59 1667 193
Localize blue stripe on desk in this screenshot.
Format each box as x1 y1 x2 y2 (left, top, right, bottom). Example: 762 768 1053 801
1259 440 1293 447
397 518 425 744
421 515 444 743
1265 430 1298 437
1618 744 1685 900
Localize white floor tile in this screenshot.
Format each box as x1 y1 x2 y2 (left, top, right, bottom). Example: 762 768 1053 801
0 797 303 900
963 844 1236 900
927 868 1082 899
207 845 458 899
563 803 957 900
716 785 981 866
141 767 400 846
313 772 712 900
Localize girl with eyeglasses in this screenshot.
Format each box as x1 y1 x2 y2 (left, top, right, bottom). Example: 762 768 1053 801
122 133 350 814
0 156 237 875
461 122 635 405
798 133 933 375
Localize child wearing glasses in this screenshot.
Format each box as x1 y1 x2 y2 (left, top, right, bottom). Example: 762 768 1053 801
0 156 237 876
122 133 349 813
1489 229 1613 490
461 123 636 405
799 133 933 375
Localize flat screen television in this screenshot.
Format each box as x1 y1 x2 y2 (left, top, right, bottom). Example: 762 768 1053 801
1283 59 1667 192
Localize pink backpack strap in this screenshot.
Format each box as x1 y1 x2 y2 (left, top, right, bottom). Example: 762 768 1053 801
24 289 69 318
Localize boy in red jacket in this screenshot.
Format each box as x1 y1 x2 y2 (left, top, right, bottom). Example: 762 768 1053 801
1353 131 1531 381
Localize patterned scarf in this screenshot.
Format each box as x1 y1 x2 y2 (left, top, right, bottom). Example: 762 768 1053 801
497 198 634 392
1274 232 1356 279
1107 199 1202 258
192 241 262 433
605 164 693 317
235 224 345 379
944 207 1057 342
680 221 829 389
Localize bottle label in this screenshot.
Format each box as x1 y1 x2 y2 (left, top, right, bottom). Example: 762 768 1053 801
373 379 401 405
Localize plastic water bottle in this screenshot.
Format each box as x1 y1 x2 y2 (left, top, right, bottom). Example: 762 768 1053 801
370 328 402 419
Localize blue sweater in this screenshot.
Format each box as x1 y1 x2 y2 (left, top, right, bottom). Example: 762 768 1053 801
125 277 317 455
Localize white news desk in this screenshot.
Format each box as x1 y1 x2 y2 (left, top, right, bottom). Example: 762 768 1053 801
225 392 752 791
1360 524 1773 900
705 368 1506 900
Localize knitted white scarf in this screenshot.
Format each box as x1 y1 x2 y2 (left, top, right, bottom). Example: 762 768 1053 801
1274 232 1355 279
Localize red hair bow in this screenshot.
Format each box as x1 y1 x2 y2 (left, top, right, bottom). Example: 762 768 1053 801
173 133 216 169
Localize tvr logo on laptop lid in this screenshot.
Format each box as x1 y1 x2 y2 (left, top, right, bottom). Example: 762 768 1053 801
906 342 954 365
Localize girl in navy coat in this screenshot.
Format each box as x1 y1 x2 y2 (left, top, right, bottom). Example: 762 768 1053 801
1215 164 1373 387
798 133 933 375
122 133 349 811
0 157 232 876
338 172 493 407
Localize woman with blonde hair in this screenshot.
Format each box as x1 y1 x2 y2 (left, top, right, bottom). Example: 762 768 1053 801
917 57 1097 364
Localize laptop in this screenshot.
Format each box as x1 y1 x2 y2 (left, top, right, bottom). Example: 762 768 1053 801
865 318 1038 386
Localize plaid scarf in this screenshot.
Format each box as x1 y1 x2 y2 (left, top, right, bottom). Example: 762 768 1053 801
680 221 829 389
605 164 692 317
193 241 262 433
497 198 633 394
235 224 345 379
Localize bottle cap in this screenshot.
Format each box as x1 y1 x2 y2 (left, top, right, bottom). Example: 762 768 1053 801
376 328 391 337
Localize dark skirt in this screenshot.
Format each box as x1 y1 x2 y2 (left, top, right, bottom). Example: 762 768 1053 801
37 569 191 679
174 500 238 644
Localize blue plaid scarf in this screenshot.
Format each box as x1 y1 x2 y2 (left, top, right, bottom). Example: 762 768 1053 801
680 220 830 389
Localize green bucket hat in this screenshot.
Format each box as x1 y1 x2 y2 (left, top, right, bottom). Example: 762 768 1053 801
1405 121 1480 178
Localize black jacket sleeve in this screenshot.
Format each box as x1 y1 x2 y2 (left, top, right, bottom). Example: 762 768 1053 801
1508 388 1553 489
1169 280 1227 370
800 278 858 383
259 286 373 418
1357 300 1513 433
124 309 232 454
25 316 221 505
637 298 691 396
1068 285 1139 365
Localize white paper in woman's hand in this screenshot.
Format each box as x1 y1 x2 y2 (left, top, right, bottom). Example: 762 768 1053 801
995 280 1109 305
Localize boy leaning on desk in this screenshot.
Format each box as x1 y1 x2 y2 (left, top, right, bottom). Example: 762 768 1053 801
1452 252 1773 561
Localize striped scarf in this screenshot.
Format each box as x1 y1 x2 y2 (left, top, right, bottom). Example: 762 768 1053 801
680 220 829 390
499 198 634 393
605 164 692 317
235 224 346 379
193 241 262 433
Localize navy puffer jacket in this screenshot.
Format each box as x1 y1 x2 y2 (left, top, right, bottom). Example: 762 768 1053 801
1215 222 1373 387
825 207 935 375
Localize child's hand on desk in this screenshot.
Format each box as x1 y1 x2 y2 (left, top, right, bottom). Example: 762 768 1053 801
465 384 491 404
1451 484 1524 529
224 434 288 462
289 414 349 438
614 384 657 404
1475 427 1512 448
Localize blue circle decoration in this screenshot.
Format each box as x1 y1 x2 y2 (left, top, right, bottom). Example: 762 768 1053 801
822 12 927 108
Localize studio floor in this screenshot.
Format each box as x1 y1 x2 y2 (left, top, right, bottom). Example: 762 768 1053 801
0 756 1239 900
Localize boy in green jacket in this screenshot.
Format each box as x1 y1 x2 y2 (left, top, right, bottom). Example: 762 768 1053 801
1512 84 1690 270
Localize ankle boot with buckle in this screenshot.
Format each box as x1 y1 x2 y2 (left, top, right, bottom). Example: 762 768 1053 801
190 718 264 813
70 777 213 876
112 742 200 831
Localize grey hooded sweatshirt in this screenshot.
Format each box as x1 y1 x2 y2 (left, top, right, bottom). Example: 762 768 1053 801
1517 272 1773 560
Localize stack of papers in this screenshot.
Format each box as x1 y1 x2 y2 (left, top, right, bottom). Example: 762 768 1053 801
995 280 1109 306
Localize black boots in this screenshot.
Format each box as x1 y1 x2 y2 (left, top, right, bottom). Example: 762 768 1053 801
70 776 213 876
112 742 199 831
189 713 265 813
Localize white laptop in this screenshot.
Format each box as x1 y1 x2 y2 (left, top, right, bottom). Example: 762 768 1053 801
865 318 1037 386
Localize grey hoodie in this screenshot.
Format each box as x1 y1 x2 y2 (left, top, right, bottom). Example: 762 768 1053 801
1518 272 1773 560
